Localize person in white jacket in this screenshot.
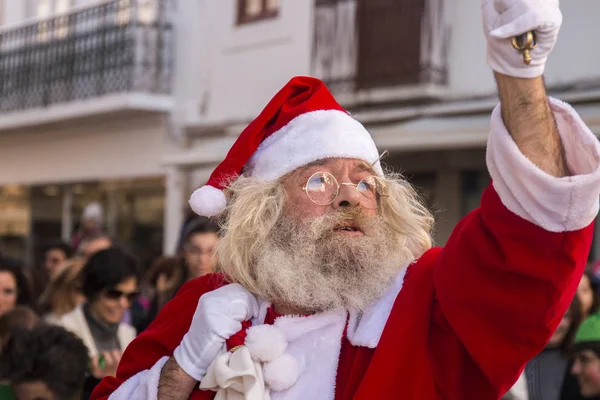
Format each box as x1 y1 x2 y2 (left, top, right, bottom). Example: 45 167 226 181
54 247 139 395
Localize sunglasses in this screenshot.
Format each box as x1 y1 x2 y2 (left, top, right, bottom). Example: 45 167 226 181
104 289 140 303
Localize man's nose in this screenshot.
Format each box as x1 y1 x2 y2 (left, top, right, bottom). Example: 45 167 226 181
332 181 361 209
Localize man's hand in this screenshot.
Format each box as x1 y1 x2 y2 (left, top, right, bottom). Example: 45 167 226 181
172 283 259 381
482 0 562 78
91 350 122 379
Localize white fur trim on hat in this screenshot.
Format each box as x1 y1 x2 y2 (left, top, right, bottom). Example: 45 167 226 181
189 185 227 217
245 324 287 362
247 110 383 181
263 353 300 392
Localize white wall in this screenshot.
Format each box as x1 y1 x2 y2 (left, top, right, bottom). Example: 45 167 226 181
446 0 495 96
446 0 600 97
167 0 207 129
1 0 28 26
544 1 600 88
185 0 313 125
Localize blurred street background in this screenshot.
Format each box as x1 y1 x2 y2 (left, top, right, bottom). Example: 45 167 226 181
0 0 599 265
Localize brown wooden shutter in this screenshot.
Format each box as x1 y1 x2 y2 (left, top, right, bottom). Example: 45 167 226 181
356 0 425 89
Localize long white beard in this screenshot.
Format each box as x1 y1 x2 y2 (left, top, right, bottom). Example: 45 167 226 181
250 208 410 313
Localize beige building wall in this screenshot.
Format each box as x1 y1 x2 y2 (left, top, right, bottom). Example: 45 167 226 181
184 0 313 126
448 0 600 96
0 114 170 185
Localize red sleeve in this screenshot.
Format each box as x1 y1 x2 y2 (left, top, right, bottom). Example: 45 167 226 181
90 273 228 400
430 185 594 397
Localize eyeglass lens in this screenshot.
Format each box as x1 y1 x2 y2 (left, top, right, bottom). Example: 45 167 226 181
305 172 338 205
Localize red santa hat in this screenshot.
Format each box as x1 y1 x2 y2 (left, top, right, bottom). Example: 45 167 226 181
189 76 383 217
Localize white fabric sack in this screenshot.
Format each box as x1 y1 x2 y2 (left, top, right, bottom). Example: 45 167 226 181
200 347 271 400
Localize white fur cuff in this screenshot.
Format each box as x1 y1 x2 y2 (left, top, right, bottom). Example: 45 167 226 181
487 97 600 232
108 356 169 400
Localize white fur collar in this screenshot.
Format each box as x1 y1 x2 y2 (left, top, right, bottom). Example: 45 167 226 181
256 307 347 400
274 312 347 363
244 267 408 399
346 266 408 348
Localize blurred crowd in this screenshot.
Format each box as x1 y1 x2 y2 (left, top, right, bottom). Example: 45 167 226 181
2 203 600 399
0 206 220 400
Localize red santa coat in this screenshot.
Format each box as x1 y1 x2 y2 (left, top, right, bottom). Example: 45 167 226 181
92 186 593 400
92 98 600 399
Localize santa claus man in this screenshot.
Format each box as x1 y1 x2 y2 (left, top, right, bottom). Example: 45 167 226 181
93 1 600 399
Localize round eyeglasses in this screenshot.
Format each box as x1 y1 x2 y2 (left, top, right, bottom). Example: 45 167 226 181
302 172 388 208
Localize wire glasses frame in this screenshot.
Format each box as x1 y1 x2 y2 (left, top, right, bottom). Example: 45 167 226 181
302 171 389 208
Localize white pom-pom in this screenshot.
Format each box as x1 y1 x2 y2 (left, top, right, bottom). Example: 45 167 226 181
245 325 287 362
189 185 227 217
263 353 300 392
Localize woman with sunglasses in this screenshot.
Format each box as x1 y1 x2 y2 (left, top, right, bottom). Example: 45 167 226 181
54 247 139 395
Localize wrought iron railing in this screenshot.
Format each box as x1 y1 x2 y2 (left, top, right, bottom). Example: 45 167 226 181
0 0 174 113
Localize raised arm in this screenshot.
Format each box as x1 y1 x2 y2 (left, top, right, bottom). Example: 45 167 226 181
484 0 567 178
430 0 600 397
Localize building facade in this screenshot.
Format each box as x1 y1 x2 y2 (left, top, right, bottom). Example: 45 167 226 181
0 0 175 264
1 0 600 265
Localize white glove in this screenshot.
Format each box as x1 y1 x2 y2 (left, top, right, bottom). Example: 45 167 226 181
173 283 259 381
482 0 562 78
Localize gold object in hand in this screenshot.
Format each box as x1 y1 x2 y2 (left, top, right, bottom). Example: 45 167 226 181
511 31 537 65
229 345 244 353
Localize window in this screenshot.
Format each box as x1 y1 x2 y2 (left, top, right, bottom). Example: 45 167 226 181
54 0 70 37
36 0 51 18
237 0 279 24
36 0 71 40
116 0 156 25
36 0 70 18
460 170 490 217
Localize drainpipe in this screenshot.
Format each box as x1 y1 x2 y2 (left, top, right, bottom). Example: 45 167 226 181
61 186 73 244
163 165 184 256
163 108 186 255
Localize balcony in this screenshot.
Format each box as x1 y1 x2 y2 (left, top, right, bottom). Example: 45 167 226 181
0 0 174 130
312 0 450 105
